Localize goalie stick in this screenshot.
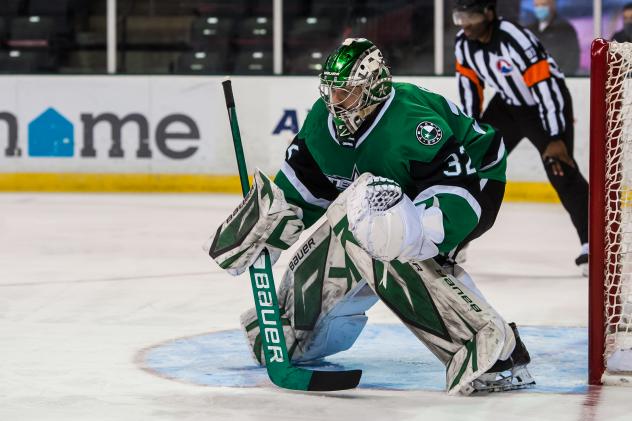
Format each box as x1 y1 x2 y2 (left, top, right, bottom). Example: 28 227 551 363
221 78 362 391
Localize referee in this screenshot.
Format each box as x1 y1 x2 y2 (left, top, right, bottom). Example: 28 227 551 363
452 0 589 274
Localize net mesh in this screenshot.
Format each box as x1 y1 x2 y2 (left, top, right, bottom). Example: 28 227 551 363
603 42 632 374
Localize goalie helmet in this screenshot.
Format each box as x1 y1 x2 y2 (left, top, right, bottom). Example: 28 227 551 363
319 38 392 146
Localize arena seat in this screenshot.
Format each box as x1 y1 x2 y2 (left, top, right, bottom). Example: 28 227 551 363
196 0 248 17
124 51 180 73
234 16 272 48
27 0 71 16
189 16 233 52
286 16 335 48
286 49 327 75
233 50 272 74
174 51 227 74
7 16 56 48
309 0 352 21
60 51 107 73
0 50 53 72
0 0 23 17
125 16 193 46
0 17 8 41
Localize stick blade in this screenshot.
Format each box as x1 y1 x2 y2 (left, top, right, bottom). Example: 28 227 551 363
307 369 362 391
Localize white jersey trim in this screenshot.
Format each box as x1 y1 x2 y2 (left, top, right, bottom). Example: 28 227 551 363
280 161 332 209
327 88 396 149
355 88 396 148
479 140 506 171
327 113 336 143
413 185 482 221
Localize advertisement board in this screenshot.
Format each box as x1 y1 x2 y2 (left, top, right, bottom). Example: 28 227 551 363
0 75 590 200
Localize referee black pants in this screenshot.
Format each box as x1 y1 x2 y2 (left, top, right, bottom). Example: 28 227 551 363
480 86 589 245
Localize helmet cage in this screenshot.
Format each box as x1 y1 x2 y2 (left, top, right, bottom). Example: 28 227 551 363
319 75 370 120
319 46 392 123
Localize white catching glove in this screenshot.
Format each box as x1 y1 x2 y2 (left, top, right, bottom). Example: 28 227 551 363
203 169 304 275
346 175 444 262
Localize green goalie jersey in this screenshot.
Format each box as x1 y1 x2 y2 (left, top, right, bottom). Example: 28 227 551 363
274 82 507 254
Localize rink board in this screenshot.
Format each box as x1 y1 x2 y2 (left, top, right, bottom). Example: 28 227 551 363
0 173 559 202
0 75 589 202
139 324 588 394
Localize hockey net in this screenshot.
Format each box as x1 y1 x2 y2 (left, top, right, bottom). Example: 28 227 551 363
589 39 632 386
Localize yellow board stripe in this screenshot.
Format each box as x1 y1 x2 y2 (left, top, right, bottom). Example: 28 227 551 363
504 181 559 203
0 173 560 203
0 173 247 193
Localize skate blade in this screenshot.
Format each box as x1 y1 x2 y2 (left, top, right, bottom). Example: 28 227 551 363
465 365 536 395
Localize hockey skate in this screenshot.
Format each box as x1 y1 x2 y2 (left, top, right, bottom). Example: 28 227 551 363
575 243 589 277
463 323 535 394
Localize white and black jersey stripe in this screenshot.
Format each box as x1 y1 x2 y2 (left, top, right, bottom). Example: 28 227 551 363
280 136 339 208
455 18 567 139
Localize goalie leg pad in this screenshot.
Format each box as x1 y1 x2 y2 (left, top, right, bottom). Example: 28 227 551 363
204 169 304 275
327 190 520 395
298 280 377 362
299 314 369 362
241 307 297 365
240 222 378 365
464 322 535 394
447 263 489 308
445 317 509 396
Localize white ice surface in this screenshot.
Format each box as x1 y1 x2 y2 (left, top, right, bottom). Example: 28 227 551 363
1 193 630 421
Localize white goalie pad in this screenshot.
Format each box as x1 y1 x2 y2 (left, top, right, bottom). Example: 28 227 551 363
326 177 516 395
240 221 378 365
204 169 304 275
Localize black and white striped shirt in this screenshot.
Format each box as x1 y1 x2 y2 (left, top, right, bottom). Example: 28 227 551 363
455 18 567 139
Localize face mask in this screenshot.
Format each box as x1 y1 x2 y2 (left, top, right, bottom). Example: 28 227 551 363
625 22 632 37
534 5 550 22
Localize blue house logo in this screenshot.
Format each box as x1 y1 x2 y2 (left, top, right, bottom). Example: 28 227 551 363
28 107 74 157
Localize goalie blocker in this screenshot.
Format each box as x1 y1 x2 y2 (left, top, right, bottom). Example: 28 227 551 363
204 169 304 276
240 174 535 395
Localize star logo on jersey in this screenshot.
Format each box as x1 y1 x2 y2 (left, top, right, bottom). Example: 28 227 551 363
416 121 442 146
326 164 361 191
496 58 514 75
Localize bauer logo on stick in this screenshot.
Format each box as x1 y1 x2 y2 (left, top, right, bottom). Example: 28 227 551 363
416 121 443 146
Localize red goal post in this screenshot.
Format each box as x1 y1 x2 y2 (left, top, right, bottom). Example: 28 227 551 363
589 38 632 386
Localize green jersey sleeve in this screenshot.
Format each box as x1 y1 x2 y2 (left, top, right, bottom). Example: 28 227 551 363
415 85 507 182
407 132 483 254
391 83 505 254
274 101 341 227
387 90 480 253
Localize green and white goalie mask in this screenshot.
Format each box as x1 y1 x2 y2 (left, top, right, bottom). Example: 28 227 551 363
203 169 304 276
319 38 392 146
